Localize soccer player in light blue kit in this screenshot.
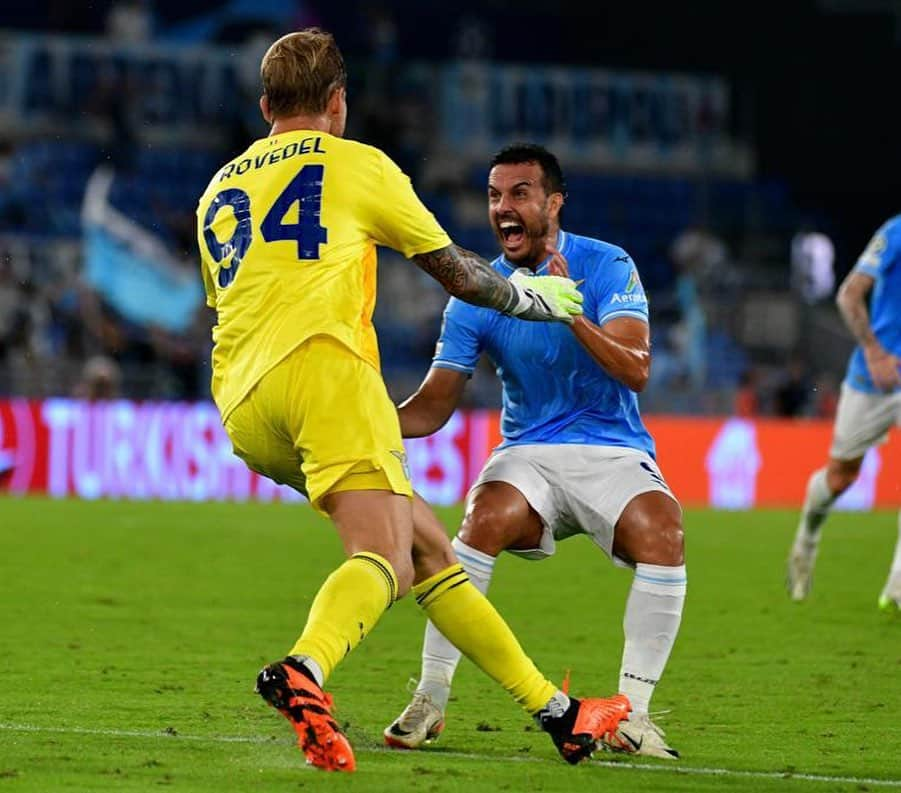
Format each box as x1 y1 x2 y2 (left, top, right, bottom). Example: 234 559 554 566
788 214 901 610
384 144 686 758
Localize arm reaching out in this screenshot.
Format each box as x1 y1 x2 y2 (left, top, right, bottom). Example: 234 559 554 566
413 244 582 323
397 367 468 438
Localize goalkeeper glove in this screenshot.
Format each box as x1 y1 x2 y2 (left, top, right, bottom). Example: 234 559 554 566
505 268 584 324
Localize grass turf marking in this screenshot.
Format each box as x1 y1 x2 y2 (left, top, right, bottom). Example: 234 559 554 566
2 722 900 787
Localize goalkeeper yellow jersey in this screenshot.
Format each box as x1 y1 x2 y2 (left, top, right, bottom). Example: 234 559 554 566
196 130 451 420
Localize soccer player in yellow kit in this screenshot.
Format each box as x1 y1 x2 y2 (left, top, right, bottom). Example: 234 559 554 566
196 28 629 772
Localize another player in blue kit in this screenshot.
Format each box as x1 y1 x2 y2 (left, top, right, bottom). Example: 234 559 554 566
384 144 686 759
788 214 901 610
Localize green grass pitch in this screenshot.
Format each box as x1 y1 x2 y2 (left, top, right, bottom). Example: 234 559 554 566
1 497 899 792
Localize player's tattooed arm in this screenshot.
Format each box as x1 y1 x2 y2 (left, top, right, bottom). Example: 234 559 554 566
413 245 517 312
414 244 583 322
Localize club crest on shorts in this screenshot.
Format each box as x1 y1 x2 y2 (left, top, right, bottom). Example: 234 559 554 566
390 449 411 480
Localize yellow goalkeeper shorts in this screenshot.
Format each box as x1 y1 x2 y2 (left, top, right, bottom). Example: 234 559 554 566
224 334 412 513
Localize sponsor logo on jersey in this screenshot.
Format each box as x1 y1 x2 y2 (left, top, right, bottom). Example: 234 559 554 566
625 268 640 293
610 291 647 305
609 268 646 304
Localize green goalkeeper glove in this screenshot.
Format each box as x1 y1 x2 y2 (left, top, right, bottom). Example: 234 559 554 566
505 268 584 324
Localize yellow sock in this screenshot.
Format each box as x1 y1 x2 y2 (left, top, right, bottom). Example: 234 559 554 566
414 563 557 714
290 552 397 682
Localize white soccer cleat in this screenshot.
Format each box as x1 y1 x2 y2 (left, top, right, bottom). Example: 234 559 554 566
878 593 900 612
599 712 679 760
787 541 818 601
878 576 901 613
383 692 445 749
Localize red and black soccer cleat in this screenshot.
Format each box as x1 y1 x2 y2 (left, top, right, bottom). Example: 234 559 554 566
255 656 356 772
542 684 631 765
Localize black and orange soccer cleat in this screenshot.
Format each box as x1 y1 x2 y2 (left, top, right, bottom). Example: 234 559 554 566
255 656 356 772
540 690 632 765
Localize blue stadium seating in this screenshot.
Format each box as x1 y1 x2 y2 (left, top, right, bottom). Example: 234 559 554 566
1 139 796 399
2 140 221 239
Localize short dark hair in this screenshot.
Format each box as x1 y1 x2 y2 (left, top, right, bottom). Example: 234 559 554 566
489 143 566 196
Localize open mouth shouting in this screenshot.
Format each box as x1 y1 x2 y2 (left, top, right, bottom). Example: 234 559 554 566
497 218 526 253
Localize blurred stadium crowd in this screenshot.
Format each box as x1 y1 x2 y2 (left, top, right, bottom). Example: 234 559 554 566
1 0 889 418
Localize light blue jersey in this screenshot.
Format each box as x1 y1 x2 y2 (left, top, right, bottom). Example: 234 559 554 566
434 230 655 457
845 214 901 394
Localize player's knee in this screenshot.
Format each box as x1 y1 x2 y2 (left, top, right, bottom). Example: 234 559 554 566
829 472 857 495
459 505 519 555
458 510 496 552
459 483 541 555
826 459 861 494
654 516 685 566
615 497 684 566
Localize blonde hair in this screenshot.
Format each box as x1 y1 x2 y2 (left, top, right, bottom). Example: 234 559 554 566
260 28 347 118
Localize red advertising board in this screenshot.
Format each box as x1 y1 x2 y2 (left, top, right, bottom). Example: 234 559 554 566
647 417 901 510
1 400 898 509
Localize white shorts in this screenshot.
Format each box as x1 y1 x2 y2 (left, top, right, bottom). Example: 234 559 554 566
469 444 678 567
830 383 901 460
